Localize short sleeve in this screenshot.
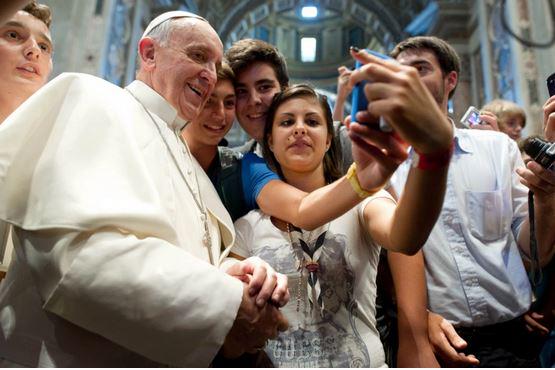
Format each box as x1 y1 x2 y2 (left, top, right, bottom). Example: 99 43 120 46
231 215 255 259
241 153 279 209
357 189 397 224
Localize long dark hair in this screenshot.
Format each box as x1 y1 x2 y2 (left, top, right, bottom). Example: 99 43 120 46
262 84 342 184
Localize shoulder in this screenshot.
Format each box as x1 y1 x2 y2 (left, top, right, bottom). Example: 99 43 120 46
218 146 243 168
458 127 514 147
47 72 121 94
232 139 257 154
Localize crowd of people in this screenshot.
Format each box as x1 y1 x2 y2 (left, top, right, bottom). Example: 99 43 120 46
0 1 554 367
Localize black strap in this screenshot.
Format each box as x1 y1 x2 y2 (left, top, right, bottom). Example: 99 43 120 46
528 190 543 287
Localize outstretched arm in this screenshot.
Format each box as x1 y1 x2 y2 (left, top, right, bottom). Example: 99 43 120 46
332 66 353 122
516 97 555 266
351 49 453 255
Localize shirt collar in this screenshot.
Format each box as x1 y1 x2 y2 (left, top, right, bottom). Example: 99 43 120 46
407 116 473 158
126 80 188 131
451 117 474 154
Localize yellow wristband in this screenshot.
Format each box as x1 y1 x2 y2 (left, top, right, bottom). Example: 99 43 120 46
346 163 382 199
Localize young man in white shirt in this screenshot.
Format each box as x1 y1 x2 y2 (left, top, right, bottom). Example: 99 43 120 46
389 36 555 367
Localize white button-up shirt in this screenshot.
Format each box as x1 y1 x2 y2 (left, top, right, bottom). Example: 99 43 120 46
391 127 531 327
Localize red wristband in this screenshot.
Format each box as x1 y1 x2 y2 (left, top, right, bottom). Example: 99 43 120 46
412 141 454 170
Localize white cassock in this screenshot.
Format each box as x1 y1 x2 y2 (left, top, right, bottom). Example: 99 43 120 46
0 73 243 367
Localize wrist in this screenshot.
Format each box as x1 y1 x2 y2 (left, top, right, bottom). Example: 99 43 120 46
346 163 383 198
412 140 454 171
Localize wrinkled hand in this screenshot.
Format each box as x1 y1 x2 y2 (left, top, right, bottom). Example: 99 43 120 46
427 311 480 367
221 283 289 358
336 66 353 100
543 96 555 141
470 111 500 132
348 48 453 155
226 256 290 308
516 160 555 198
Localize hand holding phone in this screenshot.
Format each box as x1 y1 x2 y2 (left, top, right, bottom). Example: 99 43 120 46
460 106 482 128
350 49 395 132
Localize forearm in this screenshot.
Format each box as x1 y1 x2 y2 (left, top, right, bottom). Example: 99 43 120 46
389 251 438 367
21 227 243 367
257 177 362 230
388 166 448 255
332 94 348 122
518 193 555 266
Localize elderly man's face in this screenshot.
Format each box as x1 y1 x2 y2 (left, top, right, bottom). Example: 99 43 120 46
0 10 53 97
151 20 223 121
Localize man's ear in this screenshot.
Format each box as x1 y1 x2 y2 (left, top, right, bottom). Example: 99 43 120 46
445 71 458 96
138 37 156 71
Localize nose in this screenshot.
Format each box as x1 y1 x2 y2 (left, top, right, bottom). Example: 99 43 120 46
213 100 225 120
293 120 307 136
247 88 263 106
199 63 217 87
23 38 41 60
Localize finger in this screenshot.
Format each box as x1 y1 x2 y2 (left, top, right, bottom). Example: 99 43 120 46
271 273 290 307
255 269 278 307
527 161 555 186
517 166 555 195
432 331 466 364
247 262 267 297
349 62 399 88
440 320 467 350
349 134 403 172
349 123 408 162
350 48 401 72
523 312 550 334
464 354 480 365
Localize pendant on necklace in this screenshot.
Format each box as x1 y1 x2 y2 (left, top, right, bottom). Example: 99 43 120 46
305 260 319 273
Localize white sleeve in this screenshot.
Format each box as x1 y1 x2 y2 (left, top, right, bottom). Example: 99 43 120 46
508 140 529 239
231 216 254 259
22 226 243 367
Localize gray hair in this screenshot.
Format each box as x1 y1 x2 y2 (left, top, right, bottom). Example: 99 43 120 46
145 18 179 46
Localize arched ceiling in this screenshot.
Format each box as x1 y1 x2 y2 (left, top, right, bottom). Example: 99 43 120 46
194 0 430 86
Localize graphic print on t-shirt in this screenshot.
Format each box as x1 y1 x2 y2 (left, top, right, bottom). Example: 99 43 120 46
255 229 371 367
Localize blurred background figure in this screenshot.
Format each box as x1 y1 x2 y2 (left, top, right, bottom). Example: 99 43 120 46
482 99 527 141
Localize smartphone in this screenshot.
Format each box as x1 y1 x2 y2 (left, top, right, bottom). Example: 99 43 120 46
547 72 555 97
460 106 482 127
350 49 395 132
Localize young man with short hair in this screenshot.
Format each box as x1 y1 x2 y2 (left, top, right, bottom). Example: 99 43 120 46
389 36 555 367
0 0 53 278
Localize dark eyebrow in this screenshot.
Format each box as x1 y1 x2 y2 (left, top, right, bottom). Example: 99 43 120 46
408 59 432 67
2 20 53 50
255 79 276 86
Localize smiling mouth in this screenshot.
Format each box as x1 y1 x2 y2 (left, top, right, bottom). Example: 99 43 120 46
247 112 266 120
203 124 226 132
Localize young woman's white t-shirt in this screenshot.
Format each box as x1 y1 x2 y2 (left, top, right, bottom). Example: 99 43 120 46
232 190 395 368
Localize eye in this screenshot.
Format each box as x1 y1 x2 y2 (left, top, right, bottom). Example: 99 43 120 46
306 118 320 127
235 88 247 98
5 30 21 40
224 99 236 109
279 119 294 126
189 50 207 63
259 84 274 93
39 43 51 54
